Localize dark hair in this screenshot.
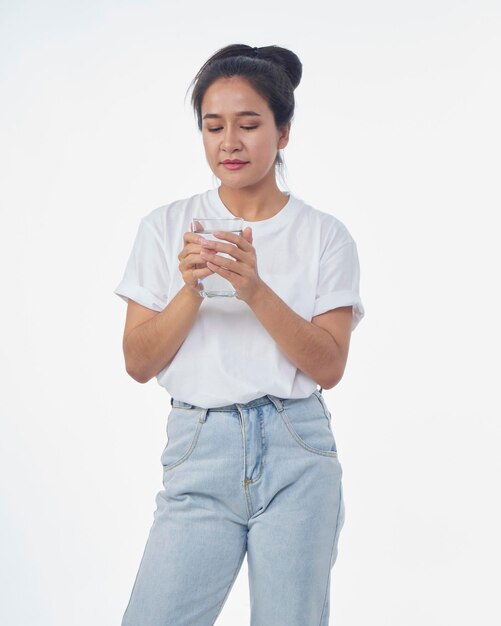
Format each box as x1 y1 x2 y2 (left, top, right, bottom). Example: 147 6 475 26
187 44 302 130
186 44 302 175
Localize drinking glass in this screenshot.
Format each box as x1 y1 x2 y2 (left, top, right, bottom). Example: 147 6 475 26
190 217 244 297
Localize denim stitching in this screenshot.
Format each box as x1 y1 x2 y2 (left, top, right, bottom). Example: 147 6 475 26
257 406 267 480
173 397 275 411
236 405 253 519
319 480 343 625
313 390 331 422
162 409 205 472
280 403 338 458
241 404 266 485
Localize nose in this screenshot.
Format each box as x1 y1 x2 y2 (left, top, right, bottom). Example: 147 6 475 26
220 125 242 153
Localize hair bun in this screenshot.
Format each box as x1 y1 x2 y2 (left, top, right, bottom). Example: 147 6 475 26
188 43 302 134
257 45 302 90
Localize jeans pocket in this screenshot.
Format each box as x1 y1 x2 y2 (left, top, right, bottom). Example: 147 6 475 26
313 389 332 421
161 407 204 472
279 393 338 457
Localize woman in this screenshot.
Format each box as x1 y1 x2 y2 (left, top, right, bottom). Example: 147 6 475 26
114 43 365 626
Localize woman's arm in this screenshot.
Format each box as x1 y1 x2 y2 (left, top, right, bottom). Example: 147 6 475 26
201 229 353 389
246 281 352 389
123 285 204 383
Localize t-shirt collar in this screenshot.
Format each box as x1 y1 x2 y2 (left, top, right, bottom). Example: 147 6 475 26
207 187 295 228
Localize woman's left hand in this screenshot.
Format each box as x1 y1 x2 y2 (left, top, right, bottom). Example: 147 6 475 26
198 227 263 304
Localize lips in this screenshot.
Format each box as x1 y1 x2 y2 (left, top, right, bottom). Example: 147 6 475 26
222 160 248 164
221 161 249 171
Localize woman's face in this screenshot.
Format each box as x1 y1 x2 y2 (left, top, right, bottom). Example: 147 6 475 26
201 76 290 190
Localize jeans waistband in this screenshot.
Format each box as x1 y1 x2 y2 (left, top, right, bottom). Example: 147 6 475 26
170 387 323 412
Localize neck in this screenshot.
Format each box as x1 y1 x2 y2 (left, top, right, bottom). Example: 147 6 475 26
218 177 289 222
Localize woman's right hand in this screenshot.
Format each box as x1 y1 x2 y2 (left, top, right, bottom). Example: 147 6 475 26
178 231 215 296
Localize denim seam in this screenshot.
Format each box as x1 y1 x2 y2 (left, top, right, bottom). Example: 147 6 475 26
242 405 266 485
257 406 267 480
319 480 343 625
236 405 253 518
280 404 338 458
313 390 331 422
162 410 205 472
173 398 276 411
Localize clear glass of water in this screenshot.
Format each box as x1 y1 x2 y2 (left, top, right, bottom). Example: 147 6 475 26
191 217 244 297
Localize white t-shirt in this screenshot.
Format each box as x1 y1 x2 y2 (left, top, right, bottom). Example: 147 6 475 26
114 187 365 408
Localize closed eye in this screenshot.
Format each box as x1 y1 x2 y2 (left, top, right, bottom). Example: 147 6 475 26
207 126 258 132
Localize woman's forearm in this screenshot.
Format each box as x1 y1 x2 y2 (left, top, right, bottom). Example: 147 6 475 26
124 285 204 383
247 280 341 389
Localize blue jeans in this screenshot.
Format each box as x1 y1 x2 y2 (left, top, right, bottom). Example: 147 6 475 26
121 389 345 626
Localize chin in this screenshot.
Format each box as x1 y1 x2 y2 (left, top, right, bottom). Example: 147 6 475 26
223 180 260 191
218 172 269 190
217 174 250 186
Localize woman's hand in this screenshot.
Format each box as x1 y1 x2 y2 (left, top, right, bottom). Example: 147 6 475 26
178 231 216 297
198 227 264 304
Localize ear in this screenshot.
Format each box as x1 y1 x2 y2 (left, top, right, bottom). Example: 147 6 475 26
277 122 291 150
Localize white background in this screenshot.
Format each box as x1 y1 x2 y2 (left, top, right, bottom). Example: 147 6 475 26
1 1 500 624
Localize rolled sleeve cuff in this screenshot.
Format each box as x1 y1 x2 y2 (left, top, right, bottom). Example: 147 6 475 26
113 280 167 312
312 290 365 331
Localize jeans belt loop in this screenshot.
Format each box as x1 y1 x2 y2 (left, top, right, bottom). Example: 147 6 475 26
266 394 284 413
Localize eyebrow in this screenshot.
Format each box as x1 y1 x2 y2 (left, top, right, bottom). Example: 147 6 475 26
202 111 262 120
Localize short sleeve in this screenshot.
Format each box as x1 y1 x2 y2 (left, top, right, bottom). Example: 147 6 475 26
312 239 365 331
113 217 170 312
